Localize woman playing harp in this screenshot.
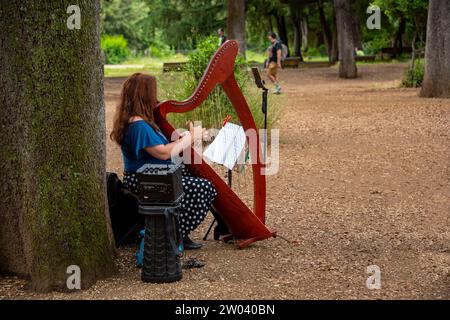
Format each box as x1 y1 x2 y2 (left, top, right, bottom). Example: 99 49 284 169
110 73 218 250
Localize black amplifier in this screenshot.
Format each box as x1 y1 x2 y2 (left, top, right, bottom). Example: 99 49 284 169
136 163 184 207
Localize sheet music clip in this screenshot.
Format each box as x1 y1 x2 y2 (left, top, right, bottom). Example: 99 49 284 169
222 115 232 127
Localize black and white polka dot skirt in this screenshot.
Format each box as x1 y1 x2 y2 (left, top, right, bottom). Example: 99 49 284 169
123 168 217 238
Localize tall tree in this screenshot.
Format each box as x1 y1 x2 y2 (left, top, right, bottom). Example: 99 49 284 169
317 0 333 61
334 0 357 78
420 0 450 98
227 0 247 55
330 3 339 64
0 1 115 291
291 5 303 59
274 12 289 50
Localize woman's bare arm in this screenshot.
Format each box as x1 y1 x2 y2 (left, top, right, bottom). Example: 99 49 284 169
144 134 192 161
144 122 205 161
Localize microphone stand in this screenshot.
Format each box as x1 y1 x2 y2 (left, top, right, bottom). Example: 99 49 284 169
252 67 269 163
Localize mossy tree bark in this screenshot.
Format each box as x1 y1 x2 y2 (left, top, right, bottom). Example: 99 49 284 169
227 0 247 56
420 0 450 98
334 0 357 78
0 1 115 292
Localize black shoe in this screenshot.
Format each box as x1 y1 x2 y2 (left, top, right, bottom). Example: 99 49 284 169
183 236 203 250
213 223 230 241
210 206 230 241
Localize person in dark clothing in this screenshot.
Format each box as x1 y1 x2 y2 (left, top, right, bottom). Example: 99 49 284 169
267 32 282 94
217 28 227 46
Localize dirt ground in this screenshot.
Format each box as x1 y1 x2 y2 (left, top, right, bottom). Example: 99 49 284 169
1 63 449 300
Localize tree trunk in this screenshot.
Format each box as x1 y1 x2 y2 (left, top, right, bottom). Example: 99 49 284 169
293 20 301 57
290 2 303 59
318 0 333 59
351 14 362 50
301 16 309 53
227 0 247 56
420 0 450 98
334 0 357 78
0 1 115 292
330 4 339 64
273 11 289 55
393 17 405 58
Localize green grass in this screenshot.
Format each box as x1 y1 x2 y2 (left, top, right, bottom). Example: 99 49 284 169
104 50 268 78
246 50 267 64
104 66 161 77
303 55 329 62
123 53 188 66
104 53 187 77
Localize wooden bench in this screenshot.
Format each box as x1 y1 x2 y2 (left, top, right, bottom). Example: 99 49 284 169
298 61 334 69
380 47 413 60
163 62 187 72
282 57 301 68
355 55 376 62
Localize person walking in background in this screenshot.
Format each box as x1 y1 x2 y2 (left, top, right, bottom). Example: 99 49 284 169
217 28 227 46
267 32 282 94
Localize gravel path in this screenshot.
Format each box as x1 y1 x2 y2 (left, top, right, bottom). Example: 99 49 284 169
1 63 449 300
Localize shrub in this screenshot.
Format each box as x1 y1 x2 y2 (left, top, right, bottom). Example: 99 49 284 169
363 30 391 55
304 47 320 57
101 35 130 64
402 59 424 88
149 41 174 58
317 44 328 57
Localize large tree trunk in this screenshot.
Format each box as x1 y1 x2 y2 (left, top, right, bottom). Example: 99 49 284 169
330 3 339 64
290 2 303 59
334 0 357 78
0 1 115 292
318 0 333 60
275 12 289 53
420 0 450 98
293 18 303 59
227 0 247 56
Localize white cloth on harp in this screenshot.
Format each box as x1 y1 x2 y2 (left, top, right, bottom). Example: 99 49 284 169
203 122 246 171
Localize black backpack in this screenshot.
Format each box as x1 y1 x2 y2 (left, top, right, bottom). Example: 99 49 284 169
106 172 144 247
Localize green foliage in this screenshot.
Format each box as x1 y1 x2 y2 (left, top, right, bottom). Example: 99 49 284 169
101 35 130 64
148 39 174 58
372 0 428 45
146 0 226 50
101 0 152 51
402 59 424 88
185 36 230 81
362 29 392 55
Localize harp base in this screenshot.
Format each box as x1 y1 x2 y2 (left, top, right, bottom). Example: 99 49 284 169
222 230 277 249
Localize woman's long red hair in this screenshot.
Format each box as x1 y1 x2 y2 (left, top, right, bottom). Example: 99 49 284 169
110 73 158 146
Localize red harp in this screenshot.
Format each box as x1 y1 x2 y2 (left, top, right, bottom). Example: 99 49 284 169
155 40 276 248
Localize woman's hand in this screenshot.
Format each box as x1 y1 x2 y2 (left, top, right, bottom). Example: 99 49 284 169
188 122 207 144
145 121 207 161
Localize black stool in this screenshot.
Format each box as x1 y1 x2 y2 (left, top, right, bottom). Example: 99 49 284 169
139 205 183 283
136 163 184 283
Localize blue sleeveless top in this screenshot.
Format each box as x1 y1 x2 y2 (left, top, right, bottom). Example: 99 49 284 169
121 120 171 173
